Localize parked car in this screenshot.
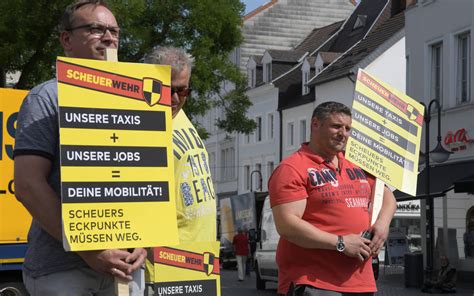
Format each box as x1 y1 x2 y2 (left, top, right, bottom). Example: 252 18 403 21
254 196 279 290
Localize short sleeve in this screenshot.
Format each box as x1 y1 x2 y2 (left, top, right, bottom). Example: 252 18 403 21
268 164 308 208
14 86 58 160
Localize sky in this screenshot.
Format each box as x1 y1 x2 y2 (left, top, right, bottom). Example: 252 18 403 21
242 0 268 14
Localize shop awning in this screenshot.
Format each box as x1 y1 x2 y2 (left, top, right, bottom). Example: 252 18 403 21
394 160 474 201
454 173 474 194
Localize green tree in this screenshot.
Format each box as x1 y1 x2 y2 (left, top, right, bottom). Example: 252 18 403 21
0 0 255 136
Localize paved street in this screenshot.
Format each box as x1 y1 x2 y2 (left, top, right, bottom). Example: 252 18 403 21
220 266 474 296
220 267 277 296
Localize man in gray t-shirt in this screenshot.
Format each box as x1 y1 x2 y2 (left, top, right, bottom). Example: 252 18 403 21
14 1 146 295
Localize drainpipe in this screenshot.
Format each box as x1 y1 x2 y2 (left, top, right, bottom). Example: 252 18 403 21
278 108 283 162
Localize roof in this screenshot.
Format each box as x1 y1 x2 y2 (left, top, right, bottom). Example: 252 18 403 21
319 52 343 64
275 65 315 110
324 0 390 53
253 61 295 88
267 49 303 63
307 56 317 67
274 0 394 111
311 11 404 85
250 55 262 65
295 21 344 54
271 22 345 111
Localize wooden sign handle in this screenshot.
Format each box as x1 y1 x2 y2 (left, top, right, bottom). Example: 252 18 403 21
371 178 385 226
104 48 131 296
115 278 129 296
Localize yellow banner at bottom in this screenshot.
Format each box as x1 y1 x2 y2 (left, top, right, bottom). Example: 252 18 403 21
150 241 221 296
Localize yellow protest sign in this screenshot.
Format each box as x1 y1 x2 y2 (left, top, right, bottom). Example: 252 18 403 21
57 57 178 251
152 242 221 296
346 69 424 196
0 89 32 243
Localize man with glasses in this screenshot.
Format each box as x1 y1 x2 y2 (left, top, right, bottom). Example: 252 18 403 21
143 47 216 281
14 1 146 295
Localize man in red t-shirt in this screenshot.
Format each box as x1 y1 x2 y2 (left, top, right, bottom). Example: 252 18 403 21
269 102 396 295
233 228 250 281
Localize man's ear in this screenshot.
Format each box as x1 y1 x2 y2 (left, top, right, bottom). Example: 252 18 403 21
60 31 73 53
311 117 320 129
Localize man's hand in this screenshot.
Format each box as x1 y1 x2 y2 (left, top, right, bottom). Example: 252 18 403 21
125 248 147 274
367 186 395 256
342 234 372 261
78 249 138 281
367 220 390 256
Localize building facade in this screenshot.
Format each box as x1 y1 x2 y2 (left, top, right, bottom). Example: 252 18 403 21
405 0 474 277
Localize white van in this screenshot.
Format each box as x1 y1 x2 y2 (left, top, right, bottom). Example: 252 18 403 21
254 196 279 290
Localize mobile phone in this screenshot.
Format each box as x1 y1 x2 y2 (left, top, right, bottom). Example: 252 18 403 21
361 230 373 240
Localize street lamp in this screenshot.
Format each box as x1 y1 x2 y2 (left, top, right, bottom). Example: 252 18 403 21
420 99 452 282
250 170 263 192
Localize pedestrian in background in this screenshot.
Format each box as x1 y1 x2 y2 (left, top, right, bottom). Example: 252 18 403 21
233 227 250 281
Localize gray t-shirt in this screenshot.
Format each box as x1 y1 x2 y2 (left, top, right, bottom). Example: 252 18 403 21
14 79 87 277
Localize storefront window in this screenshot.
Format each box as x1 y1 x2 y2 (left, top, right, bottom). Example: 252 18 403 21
464 207 474 258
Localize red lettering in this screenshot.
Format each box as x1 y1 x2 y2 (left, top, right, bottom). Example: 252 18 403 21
444 131 454 145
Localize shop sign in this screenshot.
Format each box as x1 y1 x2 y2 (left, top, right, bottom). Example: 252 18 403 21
395 200 420 216
444 128 474 152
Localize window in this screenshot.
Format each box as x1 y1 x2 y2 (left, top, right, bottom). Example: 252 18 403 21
255 163 262 191
430 43 443 103
457 33 470 103
268 113 274 139
302 71 309 95
265 63 272 82
221 147 235 181
352 15 367 31
244 133 250 144
244 165 250 191
210 152 216 180
300 119 307 143
248 68 256 88
288 122 294 146
267 161 274 178
256 116 262 142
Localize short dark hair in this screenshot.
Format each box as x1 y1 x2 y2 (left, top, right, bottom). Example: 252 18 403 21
311 101 351 121
60 0 110 31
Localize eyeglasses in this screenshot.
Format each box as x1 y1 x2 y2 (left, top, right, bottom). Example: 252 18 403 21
171 86 191 97
66 23 120 39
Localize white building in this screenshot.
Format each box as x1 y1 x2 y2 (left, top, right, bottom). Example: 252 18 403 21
405 0 474 279
200 0 355 200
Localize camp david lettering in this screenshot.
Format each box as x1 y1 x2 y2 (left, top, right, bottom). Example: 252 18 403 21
308 168 338 187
